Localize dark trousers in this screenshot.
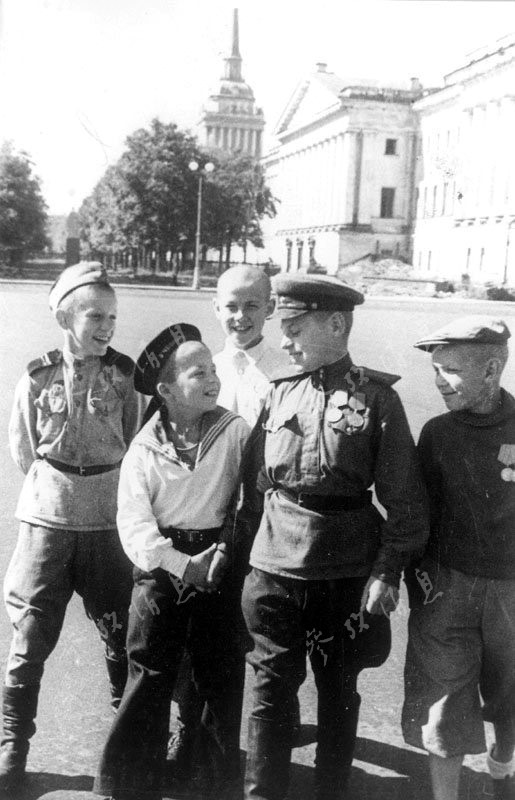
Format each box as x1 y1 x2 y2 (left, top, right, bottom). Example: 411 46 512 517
241 568 390 800
94 566 246 800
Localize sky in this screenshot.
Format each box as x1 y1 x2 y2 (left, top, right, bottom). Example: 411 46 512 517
1 0 515 215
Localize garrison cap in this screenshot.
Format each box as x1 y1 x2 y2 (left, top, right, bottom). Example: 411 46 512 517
272 272 364 319
134 323 202 395
49 261 110 312
414 315 511 352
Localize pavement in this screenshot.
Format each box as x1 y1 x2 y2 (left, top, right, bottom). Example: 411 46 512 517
0 284 512 799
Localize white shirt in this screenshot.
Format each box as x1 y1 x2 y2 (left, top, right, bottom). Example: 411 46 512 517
213 338 292 427
116 407 250 579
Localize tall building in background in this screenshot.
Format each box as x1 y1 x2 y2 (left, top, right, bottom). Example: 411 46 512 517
412 34 515 284
262 63 423 273
199 9 265 158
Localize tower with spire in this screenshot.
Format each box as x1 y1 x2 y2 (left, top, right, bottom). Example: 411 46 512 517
199 9 265 158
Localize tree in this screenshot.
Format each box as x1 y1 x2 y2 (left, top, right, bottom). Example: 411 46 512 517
203 153 277 268
0 142 49 266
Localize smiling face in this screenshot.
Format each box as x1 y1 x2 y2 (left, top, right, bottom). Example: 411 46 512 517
280 311 347 373
158 341 221 415
213 268 274 350
58 285 117 358
431 344 501 413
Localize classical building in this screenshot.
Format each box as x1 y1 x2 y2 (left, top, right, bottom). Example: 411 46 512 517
261 64 423 273
413 35 515 284
199 9 265 158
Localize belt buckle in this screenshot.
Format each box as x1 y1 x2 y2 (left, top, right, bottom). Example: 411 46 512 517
78 466 87 476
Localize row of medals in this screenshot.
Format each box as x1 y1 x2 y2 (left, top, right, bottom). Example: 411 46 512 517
327 390 367 432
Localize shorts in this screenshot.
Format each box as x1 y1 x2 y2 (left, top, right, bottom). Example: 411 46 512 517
402 559 515 757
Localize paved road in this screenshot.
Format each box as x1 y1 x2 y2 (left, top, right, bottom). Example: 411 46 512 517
0 284 513 799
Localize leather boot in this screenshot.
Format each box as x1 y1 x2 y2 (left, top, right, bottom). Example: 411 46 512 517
105 655 128 711
0 684 39 789
244 717 291 800
314 688 361 800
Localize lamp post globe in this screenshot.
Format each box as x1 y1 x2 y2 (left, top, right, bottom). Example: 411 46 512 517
188 160 215 291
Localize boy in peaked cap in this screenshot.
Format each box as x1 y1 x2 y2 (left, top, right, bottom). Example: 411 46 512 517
236 272 429 800
402 316 515 800
1 262 143 789
94 324 250 800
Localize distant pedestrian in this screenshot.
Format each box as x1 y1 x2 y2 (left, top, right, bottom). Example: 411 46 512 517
0 262 142 790
403 316 515 800
237 273 429 800
94 324 250 800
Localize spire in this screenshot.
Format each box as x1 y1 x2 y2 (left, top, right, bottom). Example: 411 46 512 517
224 8 242 82
232 8 240 58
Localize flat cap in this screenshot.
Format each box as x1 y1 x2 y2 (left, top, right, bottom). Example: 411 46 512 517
135 323 202 395
414 315 511 352
49 261 110 312
272 272 364 319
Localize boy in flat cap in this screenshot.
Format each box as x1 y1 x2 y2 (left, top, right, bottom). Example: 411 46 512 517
237 273 429 800
402 315 515 800
1 262 142 789
94 324 250 800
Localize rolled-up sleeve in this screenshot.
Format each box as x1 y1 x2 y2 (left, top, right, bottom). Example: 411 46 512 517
116 445 191 579
371 391 429 587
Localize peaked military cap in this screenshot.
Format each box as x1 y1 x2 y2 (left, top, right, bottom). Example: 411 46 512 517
49 261 110 312
272 272 364 319
135 323 202 395
414 315 511 352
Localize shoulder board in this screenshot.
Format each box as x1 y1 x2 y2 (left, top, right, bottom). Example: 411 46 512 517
102 347 135 376
359 366 401 387
26 349 62 376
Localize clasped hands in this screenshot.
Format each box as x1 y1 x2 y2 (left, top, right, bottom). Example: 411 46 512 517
182 542 228 593
360 576 399 616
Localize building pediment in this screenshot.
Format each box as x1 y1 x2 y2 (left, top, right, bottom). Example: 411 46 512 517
276 74 344 135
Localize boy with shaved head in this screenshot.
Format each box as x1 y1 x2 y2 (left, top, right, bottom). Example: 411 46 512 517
167 265 295 780
403 316 515 800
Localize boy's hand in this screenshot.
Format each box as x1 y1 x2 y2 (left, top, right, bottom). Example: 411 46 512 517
360 576 398 616
206 544 228 589
183 543 217 592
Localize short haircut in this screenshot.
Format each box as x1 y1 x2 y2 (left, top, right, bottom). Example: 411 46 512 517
313 309 353 341
436 342 509 375
216 265 271 301
57 283 115 317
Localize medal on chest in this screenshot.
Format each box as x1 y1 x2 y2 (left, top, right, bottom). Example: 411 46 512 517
327 390 368 434
498 444 515 482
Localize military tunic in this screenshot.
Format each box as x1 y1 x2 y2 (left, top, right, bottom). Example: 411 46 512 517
240 353 428 585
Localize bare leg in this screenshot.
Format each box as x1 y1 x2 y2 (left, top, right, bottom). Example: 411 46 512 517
428 753 463 800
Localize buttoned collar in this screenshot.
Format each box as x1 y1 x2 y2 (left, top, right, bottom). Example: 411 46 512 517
222 337 267 367
62 348 100 369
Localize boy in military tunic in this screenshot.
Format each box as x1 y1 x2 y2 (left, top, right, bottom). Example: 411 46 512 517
0 262 142 789
236 273 429 800
402 316 515 800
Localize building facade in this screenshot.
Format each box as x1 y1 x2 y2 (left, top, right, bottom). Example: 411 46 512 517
413 35 515 284
198 9 265 159
262 64 423 273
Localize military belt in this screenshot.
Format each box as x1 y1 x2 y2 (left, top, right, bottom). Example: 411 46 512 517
159 526 221 556
42 456 121 477
277 487 372 513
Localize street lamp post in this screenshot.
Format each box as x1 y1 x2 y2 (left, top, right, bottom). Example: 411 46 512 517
188 160 214 290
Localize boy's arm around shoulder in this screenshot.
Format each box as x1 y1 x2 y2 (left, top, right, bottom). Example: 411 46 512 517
371 387 430 587
116 443 191 579
9 371 39 474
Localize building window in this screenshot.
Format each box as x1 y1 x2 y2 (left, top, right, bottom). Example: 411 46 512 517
432 185 437 217
427 251 432 272
380 187 395 218
442 183 448 215
479 247 485 272
385 138 397 155
423 187 428 218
